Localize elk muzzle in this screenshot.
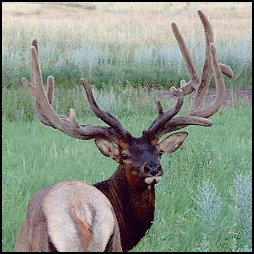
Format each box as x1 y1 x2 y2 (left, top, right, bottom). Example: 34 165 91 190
143 162 163 185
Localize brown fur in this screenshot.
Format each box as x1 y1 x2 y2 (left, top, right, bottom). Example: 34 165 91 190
94 166 156 251
93 133 187 251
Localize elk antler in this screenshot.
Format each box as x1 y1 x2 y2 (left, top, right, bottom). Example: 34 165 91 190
22 39 131 144
146 10 233 138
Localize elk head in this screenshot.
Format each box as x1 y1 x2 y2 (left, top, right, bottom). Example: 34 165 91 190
95 131 188 188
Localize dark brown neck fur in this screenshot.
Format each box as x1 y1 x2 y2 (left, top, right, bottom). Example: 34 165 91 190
93 166 155 252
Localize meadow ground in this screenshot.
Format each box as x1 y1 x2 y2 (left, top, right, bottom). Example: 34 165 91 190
2 2 252 252
2 99 252 252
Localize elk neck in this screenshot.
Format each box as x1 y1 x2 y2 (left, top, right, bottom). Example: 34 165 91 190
93 164 156 252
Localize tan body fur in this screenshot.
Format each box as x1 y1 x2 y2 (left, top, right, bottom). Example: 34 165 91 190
16 181 122 252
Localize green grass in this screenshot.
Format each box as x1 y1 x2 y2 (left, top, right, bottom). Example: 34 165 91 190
2 103 252 252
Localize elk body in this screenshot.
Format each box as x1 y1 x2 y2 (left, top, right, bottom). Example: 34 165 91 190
16 11 233 252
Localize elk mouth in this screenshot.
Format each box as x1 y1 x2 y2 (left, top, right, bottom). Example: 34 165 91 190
132 170 163 185
144 176 162 185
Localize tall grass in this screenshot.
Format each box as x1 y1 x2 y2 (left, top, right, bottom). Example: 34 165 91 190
2 2 252 88
2 80 252 123
2 85 160 122
231 171 252 250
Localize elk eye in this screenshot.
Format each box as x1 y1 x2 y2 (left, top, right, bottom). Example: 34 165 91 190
121 154 129 160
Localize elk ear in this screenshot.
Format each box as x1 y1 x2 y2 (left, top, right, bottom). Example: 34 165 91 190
159 132 188 153
94 138 119 160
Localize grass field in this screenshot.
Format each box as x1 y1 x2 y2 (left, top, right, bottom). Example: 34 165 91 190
2 2 252 252
2 103 252 252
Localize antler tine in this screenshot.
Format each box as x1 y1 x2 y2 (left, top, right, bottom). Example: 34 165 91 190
31 39 39 87
22 39 126 144
219 63 234 78
146 89 184 136
82 79 131 139
46 76 55 106
30 45 62 126
170 22 200 96
21 39 39 96
170 10 233 99
189 10 230 116
189 9 214 111
160 116 212 136
189 43 226 118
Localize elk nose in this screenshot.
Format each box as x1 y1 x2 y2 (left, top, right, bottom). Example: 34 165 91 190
144 163 162 176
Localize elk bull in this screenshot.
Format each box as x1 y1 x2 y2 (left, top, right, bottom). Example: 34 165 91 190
16 10 233 252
